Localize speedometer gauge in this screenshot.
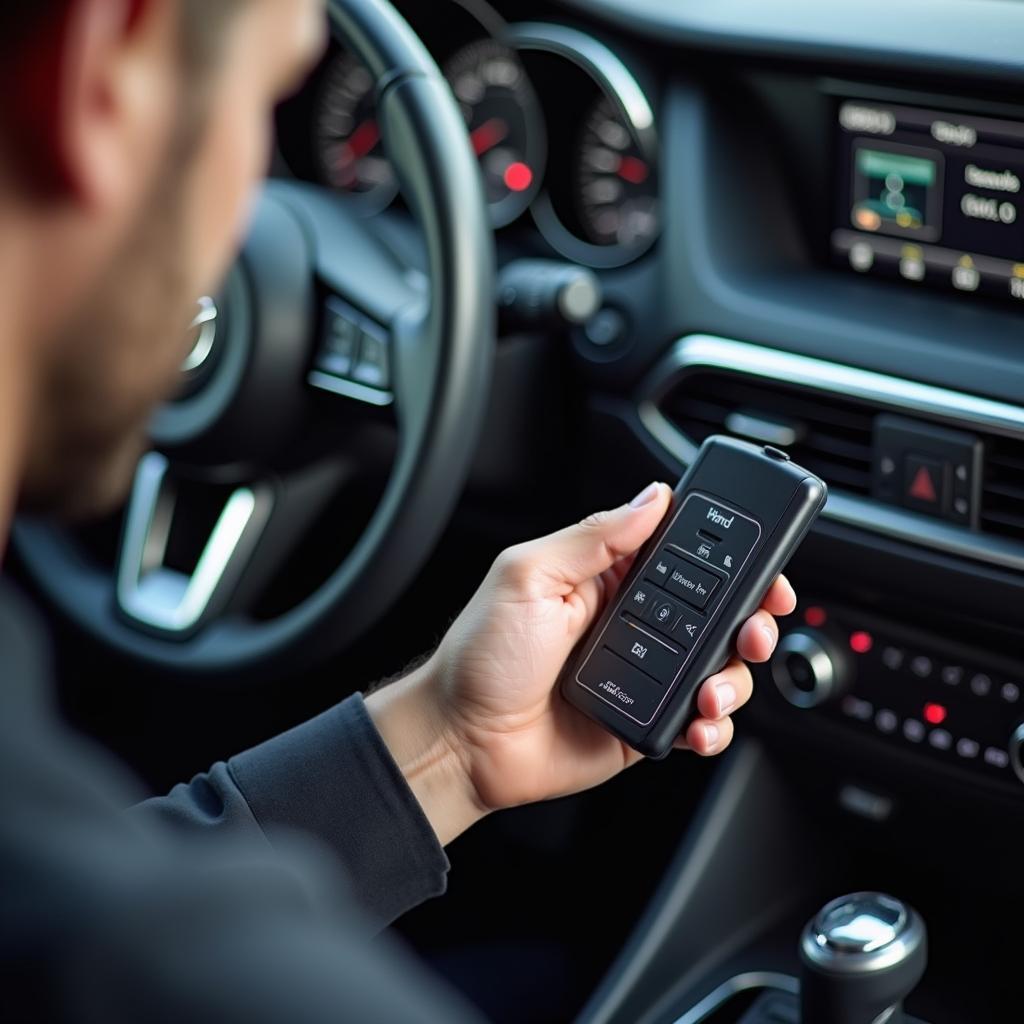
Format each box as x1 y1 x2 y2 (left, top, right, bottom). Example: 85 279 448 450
443 39 546 228
575 96 659 253
314 51 397 210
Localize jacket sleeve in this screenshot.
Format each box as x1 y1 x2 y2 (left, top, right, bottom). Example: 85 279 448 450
132 692 450 930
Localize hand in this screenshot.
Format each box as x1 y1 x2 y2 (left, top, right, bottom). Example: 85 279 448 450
365 482 796 845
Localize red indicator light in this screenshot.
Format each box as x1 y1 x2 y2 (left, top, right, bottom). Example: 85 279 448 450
849 631 873 654
503 161 533 193
923 702 947 725
804 605 827 627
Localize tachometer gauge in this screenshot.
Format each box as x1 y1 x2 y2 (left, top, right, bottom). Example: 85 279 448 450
443 39 546 228
314 51 397 210
574 96 659 254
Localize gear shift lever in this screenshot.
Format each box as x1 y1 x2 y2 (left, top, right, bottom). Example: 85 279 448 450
799 892 927 1024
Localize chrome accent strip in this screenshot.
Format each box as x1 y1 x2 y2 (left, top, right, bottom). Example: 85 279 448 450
182 296 218 373
505 23 655 146
668 971 798 1024
637 334 1024 572
308 370 394 407
116 453 267 634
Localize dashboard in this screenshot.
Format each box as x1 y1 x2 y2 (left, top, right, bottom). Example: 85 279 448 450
276 0 661 268
272 0 1024 811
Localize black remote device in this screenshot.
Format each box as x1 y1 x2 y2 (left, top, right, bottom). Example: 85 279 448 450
559 435 827 759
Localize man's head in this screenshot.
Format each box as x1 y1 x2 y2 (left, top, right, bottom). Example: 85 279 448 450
0 0 325 518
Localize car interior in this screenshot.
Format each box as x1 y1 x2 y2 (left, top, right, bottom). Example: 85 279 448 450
11 0 1024 1021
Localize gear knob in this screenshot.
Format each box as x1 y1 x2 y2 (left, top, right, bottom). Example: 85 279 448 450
799 892 927 1024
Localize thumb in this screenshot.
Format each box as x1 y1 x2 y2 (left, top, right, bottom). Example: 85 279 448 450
531 482 672 587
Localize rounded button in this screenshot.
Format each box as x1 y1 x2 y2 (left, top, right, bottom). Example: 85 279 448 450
771 629 843 709
583 307 628 347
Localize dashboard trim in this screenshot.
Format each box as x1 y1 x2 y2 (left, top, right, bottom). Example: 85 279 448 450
668 972 798 1024
638 335 1024 573
507 21 660 269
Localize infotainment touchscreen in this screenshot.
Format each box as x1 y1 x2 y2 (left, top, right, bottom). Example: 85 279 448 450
832 99 1024 305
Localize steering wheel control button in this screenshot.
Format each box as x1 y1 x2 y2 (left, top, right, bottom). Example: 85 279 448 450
310 298 394 406
350 324 391 390
577 647 662 722
664 558 720 610
605 618 682 684
318 299 362 377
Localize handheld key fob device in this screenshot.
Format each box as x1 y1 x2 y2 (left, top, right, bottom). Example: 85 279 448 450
560 435 827 759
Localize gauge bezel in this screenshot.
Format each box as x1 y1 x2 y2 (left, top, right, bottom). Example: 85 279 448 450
507 22 660 268
441 37 547 229
312 46 401 214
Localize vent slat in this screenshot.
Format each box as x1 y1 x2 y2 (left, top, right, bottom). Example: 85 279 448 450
662 371 874 498
660 368 1024 542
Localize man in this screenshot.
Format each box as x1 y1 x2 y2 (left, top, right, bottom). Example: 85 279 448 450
0 1 796 1021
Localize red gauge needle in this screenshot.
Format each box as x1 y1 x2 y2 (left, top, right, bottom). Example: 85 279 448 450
470 117 509 156
617 155 649 185
347 119 380 160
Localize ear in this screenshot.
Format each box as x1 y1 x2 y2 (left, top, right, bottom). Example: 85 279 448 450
19 0 174 210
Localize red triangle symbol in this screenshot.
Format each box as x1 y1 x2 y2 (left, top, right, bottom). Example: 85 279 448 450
909 465 937 502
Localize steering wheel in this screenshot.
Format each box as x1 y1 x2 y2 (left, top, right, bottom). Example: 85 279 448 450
14 0 494 681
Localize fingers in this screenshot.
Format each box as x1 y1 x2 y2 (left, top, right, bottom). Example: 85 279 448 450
695 658 753 719
502 482 672 590
736 609 779 663
761 574 797 616
676 715 735 756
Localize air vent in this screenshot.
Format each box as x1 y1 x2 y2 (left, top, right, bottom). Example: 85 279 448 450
660 370 875 494
982 436 1024 539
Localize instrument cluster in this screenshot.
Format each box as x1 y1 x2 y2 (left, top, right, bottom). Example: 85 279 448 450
275 0 660 268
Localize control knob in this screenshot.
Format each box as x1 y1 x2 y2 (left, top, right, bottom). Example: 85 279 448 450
800 892 927 1024
771 627 847 709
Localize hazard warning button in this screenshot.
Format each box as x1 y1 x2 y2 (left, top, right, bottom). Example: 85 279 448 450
904 454 947 513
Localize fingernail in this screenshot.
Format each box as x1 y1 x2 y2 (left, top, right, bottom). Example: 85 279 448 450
702 722 720 749
761 626 777 652
715 681 737 716
630 482 660 508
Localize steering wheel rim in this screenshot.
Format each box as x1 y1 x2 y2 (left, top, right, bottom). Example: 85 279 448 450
13 0 494 681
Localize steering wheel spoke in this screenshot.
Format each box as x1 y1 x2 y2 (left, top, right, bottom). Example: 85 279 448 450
14 0 494 678
116 454 274 636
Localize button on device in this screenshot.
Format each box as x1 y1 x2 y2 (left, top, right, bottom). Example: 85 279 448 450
605 618 683 684
577 647 662 722
928 729 952 751
664 558 720 610
645 552 673 586
625 581 655 618
648 597 682 633
671 607 708 646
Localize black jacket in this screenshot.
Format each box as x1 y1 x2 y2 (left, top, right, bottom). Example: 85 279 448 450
0 580 482 1022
